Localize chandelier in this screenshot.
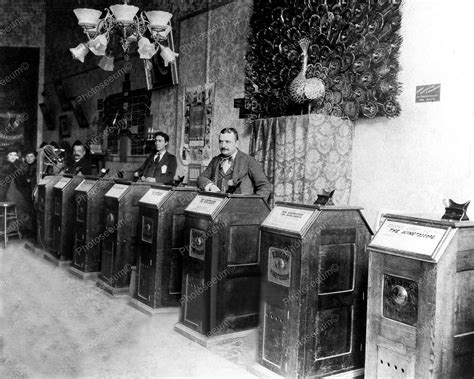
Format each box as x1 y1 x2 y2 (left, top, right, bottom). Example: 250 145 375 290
70 1 178 71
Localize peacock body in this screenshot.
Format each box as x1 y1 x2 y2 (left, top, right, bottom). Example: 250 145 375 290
288 38 326 104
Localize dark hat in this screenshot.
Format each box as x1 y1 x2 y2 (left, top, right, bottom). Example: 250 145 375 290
7 145 19 154
24 149 37 156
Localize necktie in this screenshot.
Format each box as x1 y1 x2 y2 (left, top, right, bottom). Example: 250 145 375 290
154 153 162 162
220 156 232 173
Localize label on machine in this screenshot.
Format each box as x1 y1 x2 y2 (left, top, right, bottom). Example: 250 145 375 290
75 179 96 193
54 177 72 189
105 184 129 198
186 195 225 215
139 188 169 206
262 206 316 233
370 220 448 258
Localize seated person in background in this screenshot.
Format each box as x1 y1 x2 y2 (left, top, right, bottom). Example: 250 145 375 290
65 141 92 175
134 131 177 184
197 128 272 199
24 149 37 194
1 146 35 236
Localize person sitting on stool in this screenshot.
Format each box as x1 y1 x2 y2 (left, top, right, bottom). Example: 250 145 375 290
134 131 177 184
197 127 272 199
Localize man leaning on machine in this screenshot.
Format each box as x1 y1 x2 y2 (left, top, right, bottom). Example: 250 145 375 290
198 127 271 199
134 131 177 185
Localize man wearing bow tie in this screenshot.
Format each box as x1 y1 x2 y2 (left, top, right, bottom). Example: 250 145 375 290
197 128 271 198
135 131 177 184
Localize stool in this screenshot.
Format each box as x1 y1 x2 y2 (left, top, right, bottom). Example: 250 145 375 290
0 202 22 248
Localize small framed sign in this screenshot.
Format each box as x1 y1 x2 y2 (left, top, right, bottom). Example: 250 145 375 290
416 84 441 103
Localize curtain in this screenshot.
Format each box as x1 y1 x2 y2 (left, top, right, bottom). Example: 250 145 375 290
250 114 354 206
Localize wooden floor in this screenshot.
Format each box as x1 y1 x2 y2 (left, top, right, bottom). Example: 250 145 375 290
0 241 257 378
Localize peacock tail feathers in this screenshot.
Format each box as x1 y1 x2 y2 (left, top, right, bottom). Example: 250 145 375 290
245 0 404 121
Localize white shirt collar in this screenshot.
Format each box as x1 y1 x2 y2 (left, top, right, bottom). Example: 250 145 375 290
224 150 237 160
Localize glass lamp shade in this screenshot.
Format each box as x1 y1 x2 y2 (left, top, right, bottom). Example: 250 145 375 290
153 25 171 39
145 11 172 27
159 45 178 66
88 34 108 56
137 37 157 59
70 43 89 63
98 55 114 71
73 8 102 27
109 4 139 25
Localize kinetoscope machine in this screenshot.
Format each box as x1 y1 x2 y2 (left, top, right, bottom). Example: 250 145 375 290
366 214 473 378
130 185 197 314
253 202 373 378
69 177 115 279
175 193 270 340
49 174 84 262
97 181 150 295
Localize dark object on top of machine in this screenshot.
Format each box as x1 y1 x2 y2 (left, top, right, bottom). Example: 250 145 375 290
441 198 470 221
171 175 185 187
313 189 335 206
99 168 110 178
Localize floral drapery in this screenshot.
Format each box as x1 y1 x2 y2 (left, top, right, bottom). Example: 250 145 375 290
250 114 354 206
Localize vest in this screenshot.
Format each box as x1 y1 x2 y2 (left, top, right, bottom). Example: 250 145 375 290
215 160 234 192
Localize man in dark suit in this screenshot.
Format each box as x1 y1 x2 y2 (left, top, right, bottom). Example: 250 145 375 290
134 131 177 184
198 128 271 198
65 142 92 175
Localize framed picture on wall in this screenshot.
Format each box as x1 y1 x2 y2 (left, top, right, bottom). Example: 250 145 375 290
59 114 70 138
144 29 178 90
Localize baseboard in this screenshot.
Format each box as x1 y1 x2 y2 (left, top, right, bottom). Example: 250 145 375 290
96 278 130 297
173 322 257 348
128 298 180 316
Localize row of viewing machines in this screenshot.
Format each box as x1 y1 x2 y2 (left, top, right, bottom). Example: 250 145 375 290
36 174 473 378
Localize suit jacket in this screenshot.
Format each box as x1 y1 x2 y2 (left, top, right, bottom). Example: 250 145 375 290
1 161 31 201
66 155 92 175
137 150 177 184
198 150 272 198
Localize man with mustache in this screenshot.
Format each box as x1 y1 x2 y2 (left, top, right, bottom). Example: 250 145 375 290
197 128 271 199
66 141 92 175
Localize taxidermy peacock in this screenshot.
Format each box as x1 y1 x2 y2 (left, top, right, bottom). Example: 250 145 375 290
245 0 403 121
288 38 326 103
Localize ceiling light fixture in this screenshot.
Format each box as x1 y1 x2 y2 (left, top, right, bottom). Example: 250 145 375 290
70 1 178 69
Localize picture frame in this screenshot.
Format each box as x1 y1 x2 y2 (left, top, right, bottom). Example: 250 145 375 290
59 114 70 138
144 28 178 90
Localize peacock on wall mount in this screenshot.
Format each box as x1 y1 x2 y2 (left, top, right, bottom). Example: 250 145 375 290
288 38 326 104
245 0 403 121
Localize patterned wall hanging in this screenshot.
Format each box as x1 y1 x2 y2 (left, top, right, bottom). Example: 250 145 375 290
180 83 215 165
245 0 403 121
